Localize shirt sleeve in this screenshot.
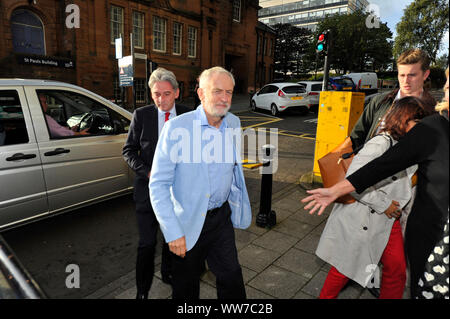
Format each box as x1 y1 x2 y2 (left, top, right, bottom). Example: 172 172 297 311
149 121 184 243
46 115 74 137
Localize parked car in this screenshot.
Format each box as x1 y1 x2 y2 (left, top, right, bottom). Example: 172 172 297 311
345 72 378 96
297 81 323 112
0 79 133 230
251 83 309 116
328 76 357 91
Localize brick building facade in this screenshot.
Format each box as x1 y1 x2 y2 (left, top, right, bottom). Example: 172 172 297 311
0 0 275 109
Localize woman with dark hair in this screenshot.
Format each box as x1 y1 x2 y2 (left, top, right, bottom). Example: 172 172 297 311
316 97 433 299
303 68 449 299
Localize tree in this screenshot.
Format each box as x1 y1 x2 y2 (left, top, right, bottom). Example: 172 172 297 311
435 53 449 70
393 0 449 63
273 24 313 77
313 10 393 74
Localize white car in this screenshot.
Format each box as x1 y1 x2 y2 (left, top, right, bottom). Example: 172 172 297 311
251 83 309 116
297 81 323 112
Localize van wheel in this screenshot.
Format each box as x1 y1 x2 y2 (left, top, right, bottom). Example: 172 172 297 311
251 100 257 111
271 104 279 116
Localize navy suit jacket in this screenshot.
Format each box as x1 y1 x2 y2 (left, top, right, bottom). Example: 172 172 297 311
122 104 192 202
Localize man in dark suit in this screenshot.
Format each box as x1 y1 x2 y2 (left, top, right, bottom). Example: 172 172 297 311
122 67 191 299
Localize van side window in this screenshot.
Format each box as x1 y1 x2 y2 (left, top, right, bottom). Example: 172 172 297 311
37 90 130 139
0 90 29 146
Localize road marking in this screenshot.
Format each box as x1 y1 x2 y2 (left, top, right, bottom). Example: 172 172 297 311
304 118 318 124
250 111 282 119
238 114 315 141
241 118 282 130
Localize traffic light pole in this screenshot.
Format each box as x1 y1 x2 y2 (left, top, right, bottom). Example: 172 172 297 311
322 54 330 92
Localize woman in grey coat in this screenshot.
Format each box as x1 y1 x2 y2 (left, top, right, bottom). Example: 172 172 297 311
316 97 433 299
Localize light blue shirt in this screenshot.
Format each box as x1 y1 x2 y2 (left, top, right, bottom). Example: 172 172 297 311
198 107 235 210
149 106 252 251
157 104 176 137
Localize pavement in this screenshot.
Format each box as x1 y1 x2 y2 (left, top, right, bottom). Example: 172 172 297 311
83 90 425 300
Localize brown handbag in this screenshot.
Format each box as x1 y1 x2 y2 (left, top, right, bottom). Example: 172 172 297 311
317 137 356 204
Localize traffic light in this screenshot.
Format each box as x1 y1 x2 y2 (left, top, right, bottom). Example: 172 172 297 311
316 31 328 54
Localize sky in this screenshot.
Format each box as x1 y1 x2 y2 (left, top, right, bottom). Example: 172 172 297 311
368 0 449 56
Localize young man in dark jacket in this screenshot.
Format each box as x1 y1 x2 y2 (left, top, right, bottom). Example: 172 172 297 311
350 49 436 150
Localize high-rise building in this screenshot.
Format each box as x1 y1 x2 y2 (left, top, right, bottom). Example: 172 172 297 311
258 0 369 31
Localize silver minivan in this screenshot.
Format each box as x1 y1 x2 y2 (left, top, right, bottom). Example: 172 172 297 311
0 79 134 230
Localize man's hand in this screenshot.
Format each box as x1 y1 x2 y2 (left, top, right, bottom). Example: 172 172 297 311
169 236 187 258
384 200 401 219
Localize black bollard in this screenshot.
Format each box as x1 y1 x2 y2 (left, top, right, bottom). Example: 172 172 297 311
256 145 276 228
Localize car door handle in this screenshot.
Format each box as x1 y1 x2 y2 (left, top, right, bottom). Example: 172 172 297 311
6 153 37 161
44 148 71 156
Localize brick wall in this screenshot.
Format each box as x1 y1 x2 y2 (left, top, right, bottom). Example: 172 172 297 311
0 0 274 108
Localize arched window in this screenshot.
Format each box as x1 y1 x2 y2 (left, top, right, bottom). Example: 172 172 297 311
11 9 45 55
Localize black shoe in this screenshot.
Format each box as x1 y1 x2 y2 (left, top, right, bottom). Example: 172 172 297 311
136 292 148 299
161 274 172 285
367 287 380 298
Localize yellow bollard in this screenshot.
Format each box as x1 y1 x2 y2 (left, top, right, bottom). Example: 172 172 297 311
312 91 365 179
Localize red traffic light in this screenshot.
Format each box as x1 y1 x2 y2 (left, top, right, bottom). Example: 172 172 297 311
318 34 325 42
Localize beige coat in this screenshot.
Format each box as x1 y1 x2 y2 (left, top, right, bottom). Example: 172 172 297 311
316 134 417 287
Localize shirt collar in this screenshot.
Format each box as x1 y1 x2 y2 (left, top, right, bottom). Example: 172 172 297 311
157 104 176 116
395 89 424 101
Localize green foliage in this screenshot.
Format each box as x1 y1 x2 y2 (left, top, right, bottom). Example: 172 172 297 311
434 53 449 70
393 0 449 63
429 66 447 88
313 10 393 73
273 23 314 76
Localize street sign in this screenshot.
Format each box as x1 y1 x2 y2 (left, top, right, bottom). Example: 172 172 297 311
118 55 133 87
115 38 122 59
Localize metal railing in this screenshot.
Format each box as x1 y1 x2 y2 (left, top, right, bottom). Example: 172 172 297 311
0 234 46 299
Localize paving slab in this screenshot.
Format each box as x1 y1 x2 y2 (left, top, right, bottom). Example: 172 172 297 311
248 265 309 299
272 217 315 239
252 230 299 254
238 244 282 273
274 247 324 280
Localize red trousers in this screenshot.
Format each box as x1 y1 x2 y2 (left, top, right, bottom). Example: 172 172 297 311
319 219 406 299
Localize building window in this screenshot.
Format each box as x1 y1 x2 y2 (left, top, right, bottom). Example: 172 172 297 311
263 37 267 55
233 0 241 22
110 6 124 44
173 22 182 55
11 9 45 55
135 78 146 104
153 16 167 52
187 26 197 58
133 12 144 49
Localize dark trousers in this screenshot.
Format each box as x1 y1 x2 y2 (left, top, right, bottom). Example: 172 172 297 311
170 202 246 299
135 197 171 295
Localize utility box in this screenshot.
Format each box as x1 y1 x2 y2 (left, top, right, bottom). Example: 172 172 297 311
313 91 365 178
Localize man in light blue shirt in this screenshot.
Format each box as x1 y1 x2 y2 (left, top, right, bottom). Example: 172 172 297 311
149 66 251 299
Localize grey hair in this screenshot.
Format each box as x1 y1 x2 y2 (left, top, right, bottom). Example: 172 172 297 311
148 67 179 91
198 66 235 89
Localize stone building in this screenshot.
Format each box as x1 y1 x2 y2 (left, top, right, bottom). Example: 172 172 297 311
0 0 275 109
